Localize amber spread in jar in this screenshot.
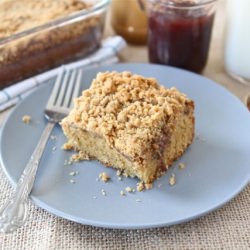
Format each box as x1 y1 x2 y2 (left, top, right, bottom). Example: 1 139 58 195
148 1 215 73
111 0 147 45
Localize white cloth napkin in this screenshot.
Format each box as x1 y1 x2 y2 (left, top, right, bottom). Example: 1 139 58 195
0 36 126 112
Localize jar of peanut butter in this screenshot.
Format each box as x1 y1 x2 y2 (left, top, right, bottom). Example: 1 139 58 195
111 0 147 45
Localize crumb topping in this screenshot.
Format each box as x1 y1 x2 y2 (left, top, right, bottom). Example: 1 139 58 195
0 0 89 38
62 71 194 163
70 151 90 162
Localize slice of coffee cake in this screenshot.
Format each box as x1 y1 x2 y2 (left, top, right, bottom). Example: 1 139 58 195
61 71 195 183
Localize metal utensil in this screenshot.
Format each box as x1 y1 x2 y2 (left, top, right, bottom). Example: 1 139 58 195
0 68 82 233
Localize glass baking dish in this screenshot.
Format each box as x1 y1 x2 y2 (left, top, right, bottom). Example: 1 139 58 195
0 0 110 89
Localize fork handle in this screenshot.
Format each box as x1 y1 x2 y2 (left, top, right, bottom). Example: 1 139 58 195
0 122 55 233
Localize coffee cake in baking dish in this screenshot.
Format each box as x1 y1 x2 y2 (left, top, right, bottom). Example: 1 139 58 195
0 0 104 88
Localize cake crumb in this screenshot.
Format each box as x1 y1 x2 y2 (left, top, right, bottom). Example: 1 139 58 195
135 199 142 202
52 146 57 151
101 189 106 196
70 151 90 162
145 183 153 190
99 172 110 182
22 115 31 124
116 170 122 176
169 174 176 186
69 171 78 176
62 142 74 150
69 179 75 184
125 186 133 193
179 163 186 169
136 182 145 192
64 159 72 166
50 135 57 140
123 172 128 178
118 177 122 181
120 190 126 196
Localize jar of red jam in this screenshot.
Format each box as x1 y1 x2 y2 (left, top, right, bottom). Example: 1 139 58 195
148 0 217 73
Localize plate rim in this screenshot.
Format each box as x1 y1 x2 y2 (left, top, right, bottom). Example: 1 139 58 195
1 63 250 229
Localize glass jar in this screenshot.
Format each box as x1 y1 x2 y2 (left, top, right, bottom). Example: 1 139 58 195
224 0 250 85
148 0 217 73
111 0 148 45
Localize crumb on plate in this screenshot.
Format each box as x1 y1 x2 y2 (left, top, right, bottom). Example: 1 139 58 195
179 163 186 169
99 172 110 182
136 182 145 192
125 186 133 193
120 190 126 196
169 174 176 186
62 142 74 150
22 115 31 124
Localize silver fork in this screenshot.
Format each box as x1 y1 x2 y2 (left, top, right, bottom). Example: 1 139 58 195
0 68 82 233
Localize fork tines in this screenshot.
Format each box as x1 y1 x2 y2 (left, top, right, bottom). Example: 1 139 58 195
46 68 82 115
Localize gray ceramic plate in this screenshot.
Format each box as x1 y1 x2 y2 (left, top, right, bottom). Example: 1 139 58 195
1 63 250 229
